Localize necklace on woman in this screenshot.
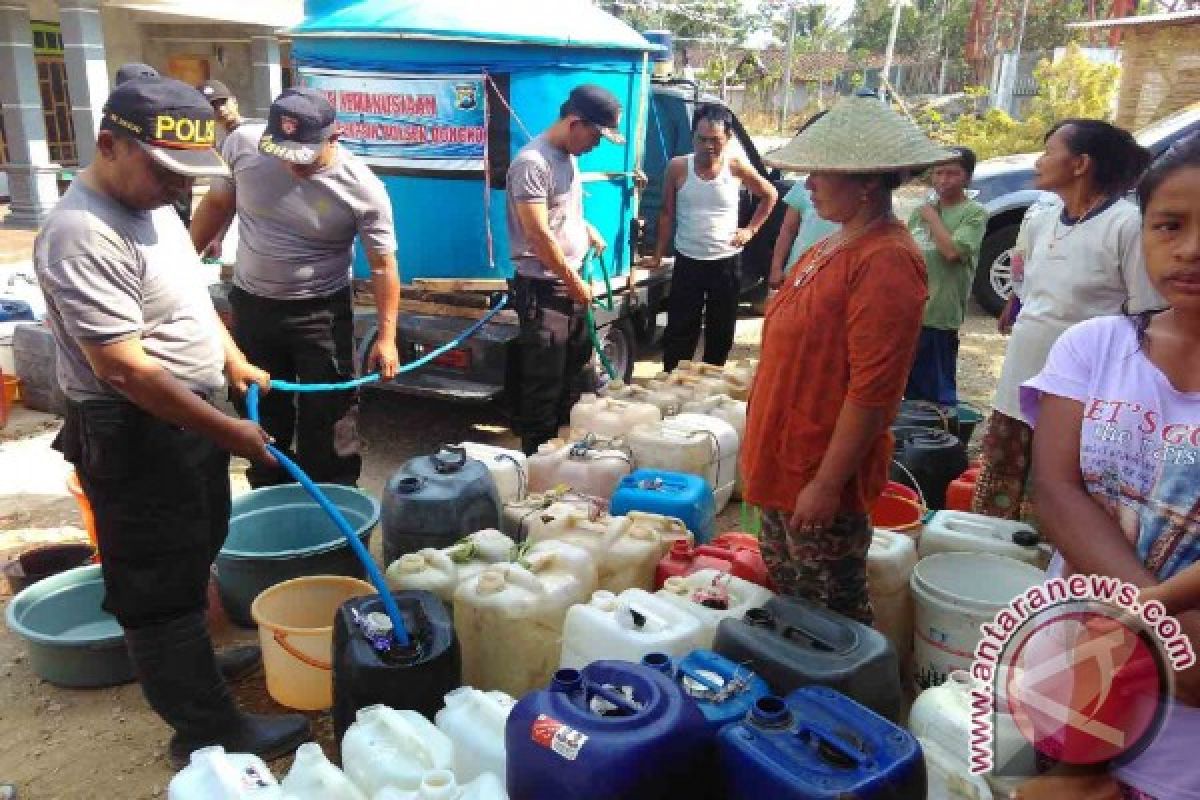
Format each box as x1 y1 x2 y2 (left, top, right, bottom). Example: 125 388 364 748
793 213 894 288
1048 194 1107 253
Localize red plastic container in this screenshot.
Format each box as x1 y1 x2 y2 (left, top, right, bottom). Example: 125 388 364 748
945 465 982 512
710 532 761 553
654 539 774 591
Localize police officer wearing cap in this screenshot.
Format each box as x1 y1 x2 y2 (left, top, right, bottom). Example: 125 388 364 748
506 84 627 454
197 79 256 260
191 87 400 489
34 77 310 766
199 79 251 150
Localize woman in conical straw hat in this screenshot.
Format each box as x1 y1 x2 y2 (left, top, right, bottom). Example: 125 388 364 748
740 92 954 624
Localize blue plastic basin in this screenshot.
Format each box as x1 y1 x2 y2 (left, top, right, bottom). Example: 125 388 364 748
4 564 134 688
216 484 381 627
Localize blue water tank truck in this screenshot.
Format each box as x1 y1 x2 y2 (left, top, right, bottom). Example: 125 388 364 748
268 0 791 410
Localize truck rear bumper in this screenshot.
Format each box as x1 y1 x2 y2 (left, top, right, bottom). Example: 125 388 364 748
359 310 518 404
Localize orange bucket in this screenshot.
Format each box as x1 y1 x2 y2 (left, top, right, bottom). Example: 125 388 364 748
883 481 920 505
871 488 925 534
1 373 18 406
66 470 100 556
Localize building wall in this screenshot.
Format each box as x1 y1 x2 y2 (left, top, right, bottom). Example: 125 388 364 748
138 23 256 101
1117 25 1200 129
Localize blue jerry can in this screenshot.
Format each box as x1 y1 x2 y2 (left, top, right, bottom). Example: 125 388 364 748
719 687 926 800
673 650 771 735
610 469 716 544
506 660 713 800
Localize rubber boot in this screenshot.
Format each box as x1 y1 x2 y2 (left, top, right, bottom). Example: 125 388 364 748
123 613 310 768
216 645 261 680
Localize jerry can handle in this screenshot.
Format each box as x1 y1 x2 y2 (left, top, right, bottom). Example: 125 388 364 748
796 723 868 770
433 445 468 473
676 662 726 694
781 623 838 653
586 682 643 716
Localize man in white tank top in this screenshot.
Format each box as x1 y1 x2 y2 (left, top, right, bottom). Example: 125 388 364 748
650 104 777 370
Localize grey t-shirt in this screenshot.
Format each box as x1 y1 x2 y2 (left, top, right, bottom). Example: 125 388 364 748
217 124 397 300
34 180 226 398
506 134 589 280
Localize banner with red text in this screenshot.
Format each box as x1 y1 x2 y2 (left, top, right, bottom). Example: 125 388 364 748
299 70 487 171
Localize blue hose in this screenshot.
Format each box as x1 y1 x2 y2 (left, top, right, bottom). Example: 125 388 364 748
246 383 411 647
239 293 513 646
270 293 510 393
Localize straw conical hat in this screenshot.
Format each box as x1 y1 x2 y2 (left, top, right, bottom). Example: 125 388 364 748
766 94 956 173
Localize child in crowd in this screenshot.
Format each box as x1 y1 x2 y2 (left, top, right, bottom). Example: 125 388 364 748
904 146 988 407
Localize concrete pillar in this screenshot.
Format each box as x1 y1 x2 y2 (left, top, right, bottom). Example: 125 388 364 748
60 0 108 165
0 1 59 227
250 33 282 118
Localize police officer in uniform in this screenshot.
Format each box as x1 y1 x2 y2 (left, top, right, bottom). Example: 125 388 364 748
505 84 627 454
34 77 309 767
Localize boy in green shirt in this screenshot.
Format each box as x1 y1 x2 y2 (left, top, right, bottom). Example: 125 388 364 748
905 146 988 407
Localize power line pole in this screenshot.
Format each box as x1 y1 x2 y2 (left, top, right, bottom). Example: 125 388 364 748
779 3 797 132
881 0 904 101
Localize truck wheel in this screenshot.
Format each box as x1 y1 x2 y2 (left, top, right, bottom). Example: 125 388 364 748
974 223 1019 316
632 308 661 347
598 319 636 383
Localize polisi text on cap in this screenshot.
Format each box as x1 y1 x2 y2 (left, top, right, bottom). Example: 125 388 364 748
154 115 215 146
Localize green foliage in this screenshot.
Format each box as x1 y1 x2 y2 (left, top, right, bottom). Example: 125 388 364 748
849 0 957 56
920 44 1120 160
601 0 754 44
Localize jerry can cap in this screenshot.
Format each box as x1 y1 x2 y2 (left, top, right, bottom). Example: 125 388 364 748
1011 529 1040 547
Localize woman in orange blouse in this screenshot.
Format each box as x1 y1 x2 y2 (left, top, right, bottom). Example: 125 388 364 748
742 94 954 623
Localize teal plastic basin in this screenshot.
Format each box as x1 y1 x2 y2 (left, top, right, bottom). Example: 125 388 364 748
216 484 381 627
5 564 134 688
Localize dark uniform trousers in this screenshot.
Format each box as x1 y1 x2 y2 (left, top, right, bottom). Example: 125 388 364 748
661 253 741 372
229 285 361 488
54 395 230 630
510 275 595 455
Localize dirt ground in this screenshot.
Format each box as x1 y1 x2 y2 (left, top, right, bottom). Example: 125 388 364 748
0 304 1007 798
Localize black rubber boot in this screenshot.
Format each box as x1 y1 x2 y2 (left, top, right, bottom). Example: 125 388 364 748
124 613 310 769
216 645 262 681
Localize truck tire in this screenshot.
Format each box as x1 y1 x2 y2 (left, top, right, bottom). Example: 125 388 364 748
631 306 662 348
598 319 637 384
974 223 1019 316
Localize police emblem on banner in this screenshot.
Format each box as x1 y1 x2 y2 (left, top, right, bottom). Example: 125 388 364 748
455 83 478 111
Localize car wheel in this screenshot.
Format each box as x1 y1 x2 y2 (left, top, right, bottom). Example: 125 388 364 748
975 222 1019 316
598 319 636 383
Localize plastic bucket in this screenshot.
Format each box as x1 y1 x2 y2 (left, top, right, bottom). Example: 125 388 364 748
251 575 375 711
66 471 100 554
871 489 924 535
910 552 1045 691
216 484 380 627
2 373 19 405
3 543 96 594
4 564 134 687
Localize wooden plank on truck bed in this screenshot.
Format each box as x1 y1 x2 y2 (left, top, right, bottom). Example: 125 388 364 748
411 278 508 292
400 296 518 325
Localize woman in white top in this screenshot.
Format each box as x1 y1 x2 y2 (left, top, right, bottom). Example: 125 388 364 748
972 118 1164 519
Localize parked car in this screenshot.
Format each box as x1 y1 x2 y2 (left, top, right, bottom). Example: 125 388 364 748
968 102 1200 314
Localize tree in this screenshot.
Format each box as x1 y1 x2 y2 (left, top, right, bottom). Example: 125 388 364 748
601 0 755 44
756 1 848 51
848 0 952 55
924 43 1120 159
